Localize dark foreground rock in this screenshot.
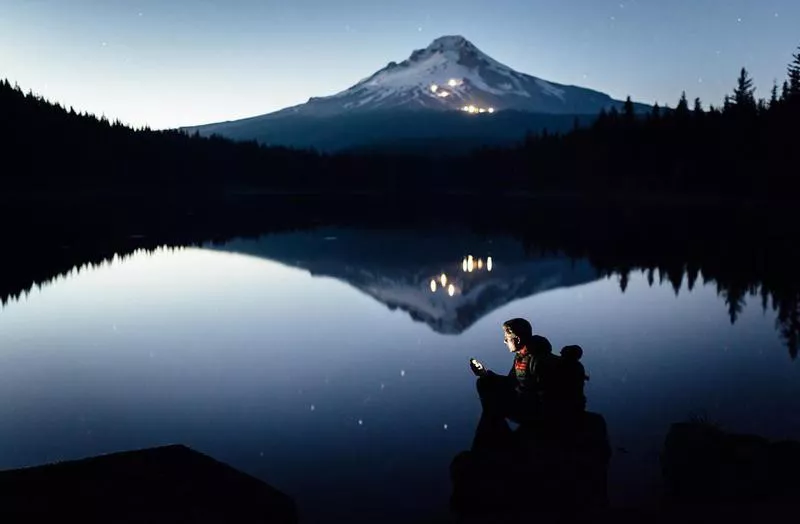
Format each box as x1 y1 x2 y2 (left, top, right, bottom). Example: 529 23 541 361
450 411 612 522
662 421 800 503
0 444 297 523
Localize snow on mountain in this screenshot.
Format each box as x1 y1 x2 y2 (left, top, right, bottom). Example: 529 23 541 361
269 35 618 117
183 35 645 150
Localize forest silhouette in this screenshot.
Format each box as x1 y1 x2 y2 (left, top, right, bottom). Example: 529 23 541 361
1 44 799 196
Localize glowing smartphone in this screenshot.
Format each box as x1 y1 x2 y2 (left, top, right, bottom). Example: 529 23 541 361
470 358 484 371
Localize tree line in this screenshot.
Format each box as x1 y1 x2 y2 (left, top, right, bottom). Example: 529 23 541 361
466 45 800 198
2 44 799 196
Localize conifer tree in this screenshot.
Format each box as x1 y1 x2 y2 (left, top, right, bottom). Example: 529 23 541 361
788 45 800 99
623 96 635 123
676 91 690 120
650 102 661 120
732 67 756 110
770 80 779 107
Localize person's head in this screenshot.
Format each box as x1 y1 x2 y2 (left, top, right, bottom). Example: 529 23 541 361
502 318 533 353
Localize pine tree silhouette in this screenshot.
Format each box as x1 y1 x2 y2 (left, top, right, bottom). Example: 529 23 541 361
770 80 780 107
788 45 800 100
732 67 756 110
623 96 635 123
650 103 661 120
776 294 800 360
676 91 690 116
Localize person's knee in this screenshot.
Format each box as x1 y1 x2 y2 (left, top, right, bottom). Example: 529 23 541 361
476 375 493 396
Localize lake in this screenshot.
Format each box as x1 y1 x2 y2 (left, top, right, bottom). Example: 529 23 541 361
1 226 798 522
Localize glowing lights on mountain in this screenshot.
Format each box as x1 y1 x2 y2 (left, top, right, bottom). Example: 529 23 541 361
462 258 468 272
478 259 484 270
487 257 493 272
448 78 461 87
467 255 475 272
432 84 453 98
430 279 437 292
440 273 448 286
461 105 495 115
448 284 456 297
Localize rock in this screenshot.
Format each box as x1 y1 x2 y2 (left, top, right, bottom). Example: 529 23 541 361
0 445 297 523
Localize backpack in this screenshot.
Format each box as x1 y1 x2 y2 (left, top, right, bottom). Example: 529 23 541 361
550 345 589 412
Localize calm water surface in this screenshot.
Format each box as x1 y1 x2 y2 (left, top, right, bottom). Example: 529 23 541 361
1 228 798 522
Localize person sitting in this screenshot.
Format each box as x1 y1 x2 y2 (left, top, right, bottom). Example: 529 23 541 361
469 318 556 424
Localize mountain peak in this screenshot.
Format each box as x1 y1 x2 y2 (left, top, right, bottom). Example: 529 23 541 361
267 34 624 116
426 35 473 52
187 36 638 141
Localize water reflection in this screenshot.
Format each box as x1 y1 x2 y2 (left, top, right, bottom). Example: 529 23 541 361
3 226 800 359
211 231 599 335
1 228 799 522
432 256 494 299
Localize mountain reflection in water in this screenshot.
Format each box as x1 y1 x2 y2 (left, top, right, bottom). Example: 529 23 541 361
211 229 600 335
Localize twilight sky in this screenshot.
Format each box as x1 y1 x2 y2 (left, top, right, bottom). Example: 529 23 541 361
2 0 798 129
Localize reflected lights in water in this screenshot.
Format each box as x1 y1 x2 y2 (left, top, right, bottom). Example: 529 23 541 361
463 254 493 273
429 255 496 297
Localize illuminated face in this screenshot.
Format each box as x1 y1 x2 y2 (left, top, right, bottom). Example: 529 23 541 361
503 330 521 352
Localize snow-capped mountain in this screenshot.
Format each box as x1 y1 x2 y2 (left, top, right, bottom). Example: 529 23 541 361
279 35 618 117
185 35 645 151
211 229 601 335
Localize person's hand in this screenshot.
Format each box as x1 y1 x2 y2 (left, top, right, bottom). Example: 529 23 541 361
469 358 487 377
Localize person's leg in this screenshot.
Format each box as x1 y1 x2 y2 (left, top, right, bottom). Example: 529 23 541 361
471 408 514 453
473 374 516 452
508 391 542 426
476 373 515 416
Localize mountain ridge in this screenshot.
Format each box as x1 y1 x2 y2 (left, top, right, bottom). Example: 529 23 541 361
184 35 649 151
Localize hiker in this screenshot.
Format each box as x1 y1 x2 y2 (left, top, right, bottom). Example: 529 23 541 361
469 318 557 423
469 319 589 423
